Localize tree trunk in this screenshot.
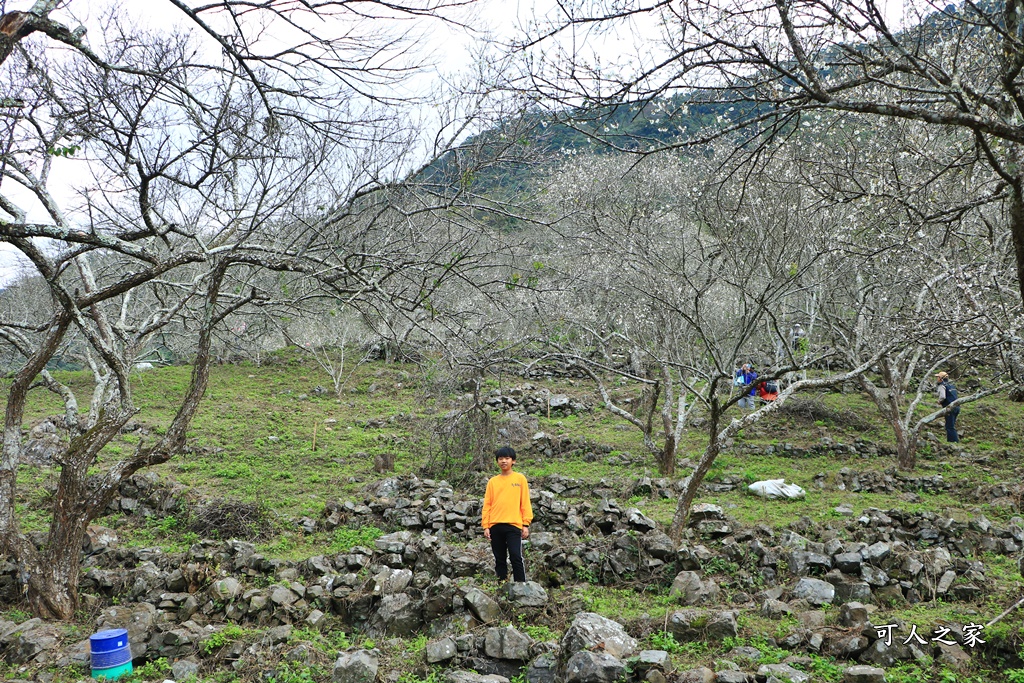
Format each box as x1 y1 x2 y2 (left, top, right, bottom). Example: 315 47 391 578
660 434 676 477
658 366 676 477
27 523 88 619
668 406 721 541
880 367 917 471
1011 181 1024 308
1 316 71 613
859 374 917 472
26 409 131 618
893 418 917 471
8 272 223 619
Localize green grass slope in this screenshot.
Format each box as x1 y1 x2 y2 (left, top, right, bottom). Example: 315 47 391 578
4 349 1024 682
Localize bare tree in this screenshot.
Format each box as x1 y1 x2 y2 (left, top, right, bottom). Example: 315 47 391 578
512 0 1024 308
518 148 884 528
822 260 1011 471
280 314 373 397
518 131 1014 530
0 0 512 618
781 112 1021 469
814 191 1015 469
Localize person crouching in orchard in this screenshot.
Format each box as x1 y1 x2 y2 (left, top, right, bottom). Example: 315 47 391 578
482 447 533 582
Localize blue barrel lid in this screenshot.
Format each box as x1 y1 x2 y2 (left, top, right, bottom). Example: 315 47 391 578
89 628 129 653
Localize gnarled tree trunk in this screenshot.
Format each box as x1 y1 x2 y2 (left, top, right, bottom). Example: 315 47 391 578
3 271 222 618
892 417 917 472
27 526 87 619
668 407 722 542
660 434 677 478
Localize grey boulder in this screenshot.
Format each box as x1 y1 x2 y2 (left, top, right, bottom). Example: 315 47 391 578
446 672 509 683
561 612 638 660
791 577 835 606
506 581 548 607
426 637 458 663
464 588 502 623
564 651 627 683
756 664 810 683
333 649 380 683
484 626 533 660
842 665 886 683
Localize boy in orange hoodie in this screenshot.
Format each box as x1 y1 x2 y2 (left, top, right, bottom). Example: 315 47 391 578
482 447 533 582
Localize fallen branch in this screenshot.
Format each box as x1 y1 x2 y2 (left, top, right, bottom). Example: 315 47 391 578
985 596 1024 629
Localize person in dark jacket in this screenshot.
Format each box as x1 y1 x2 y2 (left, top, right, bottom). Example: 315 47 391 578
935 371 960 442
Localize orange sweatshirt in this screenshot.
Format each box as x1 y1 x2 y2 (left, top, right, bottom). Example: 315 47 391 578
481 471 533 530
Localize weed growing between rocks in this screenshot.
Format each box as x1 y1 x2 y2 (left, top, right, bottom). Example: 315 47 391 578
397 668 445 683
130 657 173 680
647 630 708 657
330 526 386 553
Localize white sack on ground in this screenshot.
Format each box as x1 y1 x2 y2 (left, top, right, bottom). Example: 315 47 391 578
747 479 806 500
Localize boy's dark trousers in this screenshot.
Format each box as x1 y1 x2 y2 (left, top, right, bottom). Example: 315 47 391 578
489 523 526 582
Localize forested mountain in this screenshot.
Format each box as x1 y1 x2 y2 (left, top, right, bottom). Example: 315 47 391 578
417 94 742 202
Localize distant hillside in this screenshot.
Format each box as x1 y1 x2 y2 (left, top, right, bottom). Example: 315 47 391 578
414 93 755 218
418 0 974 206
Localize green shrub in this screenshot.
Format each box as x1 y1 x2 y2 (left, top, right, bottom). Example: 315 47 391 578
4 609 30 623
522 624 558 642
126 657 171 681
649 631 683 654
330 526 384 553
398 669 444 683
201 624 247 655
796 654 843 683
702 557 741 575
267 662 318 683
721 636 787 664
286 626 351 653
885 662 932 683
575 566 598 584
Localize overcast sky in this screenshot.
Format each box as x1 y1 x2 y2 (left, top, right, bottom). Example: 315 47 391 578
0 0 920 284
0 0 560 284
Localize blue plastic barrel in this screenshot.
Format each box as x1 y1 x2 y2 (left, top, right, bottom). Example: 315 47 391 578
91 660 133 680
89 629 132 672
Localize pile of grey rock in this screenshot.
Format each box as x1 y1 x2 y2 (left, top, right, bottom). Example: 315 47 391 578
1 470 1020 682
481 385 592 417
